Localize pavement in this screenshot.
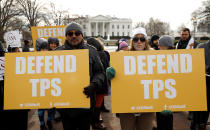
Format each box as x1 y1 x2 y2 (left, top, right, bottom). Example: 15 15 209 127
28 96 210 130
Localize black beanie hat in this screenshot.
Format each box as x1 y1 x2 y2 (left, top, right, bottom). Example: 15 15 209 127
48 37 59 46
151 35 160 43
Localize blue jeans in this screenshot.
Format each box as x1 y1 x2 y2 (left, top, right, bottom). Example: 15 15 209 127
38 109 53 126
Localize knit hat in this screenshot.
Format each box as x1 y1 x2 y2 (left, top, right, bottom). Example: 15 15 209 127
119 38 126 42
65 22 83 36
151 35 160 43
119 41 128 50
159 35 173 47
132 27 147 37
48 37 59 45
36 38 48 51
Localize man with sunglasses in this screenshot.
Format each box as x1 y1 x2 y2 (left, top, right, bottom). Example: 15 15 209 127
56 22 105 130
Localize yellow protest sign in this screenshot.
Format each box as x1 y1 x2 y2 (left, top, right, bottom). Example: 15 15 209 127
110 49 206 113
31 25 66 50
4 50 90 110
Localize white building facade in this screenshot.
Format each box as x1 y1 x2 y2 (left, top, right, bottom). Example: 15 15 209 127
81 15 132 38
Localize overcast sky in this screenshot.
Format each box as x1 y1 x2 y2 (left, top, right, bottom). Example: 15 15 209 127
50 0 204 30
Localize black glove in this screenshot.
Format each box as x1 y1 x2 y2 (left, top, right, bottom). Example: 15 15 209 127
83 83 96 98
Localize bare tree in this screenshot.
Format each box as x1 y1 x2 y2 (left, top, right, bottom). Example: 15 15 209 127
192 0 210 19
134 22 146 29
0 0 19 42
177 24 187 34
146 18 170 36
47 2 69 25
16 0 48 29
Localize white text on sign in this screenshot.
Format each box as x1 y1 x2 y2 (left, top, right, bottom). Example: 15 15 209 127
15 55 77 97
124 54 193 99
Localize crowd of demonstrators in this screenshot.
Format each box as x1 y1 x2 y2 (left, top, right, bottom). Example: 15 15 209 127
0 21 210 130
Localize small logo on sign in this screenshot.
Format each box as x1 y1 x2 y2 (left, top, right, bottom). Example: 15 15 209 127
131 106 135 110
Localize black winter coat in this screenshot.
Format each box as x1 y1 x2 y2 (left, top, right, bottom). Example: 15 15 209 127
176 37 199 49
97 50 110 94
56 40 105 118
22 45 30 52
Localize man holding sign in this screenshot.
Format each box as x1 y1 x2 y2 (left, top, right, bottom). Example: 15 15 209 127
56 22 105 130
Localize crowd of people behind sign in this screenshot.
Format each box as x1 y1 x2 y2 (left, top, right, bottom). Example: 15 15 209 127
0 22 210 130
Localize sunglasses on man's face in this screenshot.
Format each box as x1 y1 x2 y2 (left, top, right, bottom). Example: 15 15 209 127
132 37 146 42
67 31 81 37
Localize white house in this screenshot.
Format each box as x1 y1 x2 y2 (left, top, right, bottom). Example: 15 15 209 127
80 15 132 38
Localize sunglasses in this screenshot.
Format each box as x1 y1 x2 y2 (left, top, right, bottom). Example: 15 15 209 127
132 37 146 42
67 31 81 37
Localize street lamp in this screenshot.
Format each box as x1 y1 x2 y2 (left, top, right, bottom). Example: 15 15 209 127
192 17 198 38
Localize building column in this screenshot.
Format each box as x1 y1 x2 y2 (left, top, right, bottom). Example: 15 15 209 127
96 22 98 37
102 22 105 37
109 23 112 36
88 22 91 37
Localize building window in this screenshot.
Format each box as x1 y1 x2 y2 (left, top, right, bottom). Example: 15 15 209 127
112 32 114 36
83 25 86 29
104 32 106 36
127 32 130 36
123 32 124 36
128 25 130 29
123 25 124 29
92 32 94 36
84 32 86 36
117 32 119 36
117 25 119 29
112 25 114 29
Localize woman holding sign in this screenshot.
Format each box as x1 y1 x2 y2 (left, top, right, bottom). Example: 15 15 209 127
118 27 156 130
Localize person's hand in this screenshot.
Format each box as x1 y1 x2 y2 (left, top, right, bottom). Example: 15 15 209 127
83 83 95 98
160 110 172 116
106 67 116 80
